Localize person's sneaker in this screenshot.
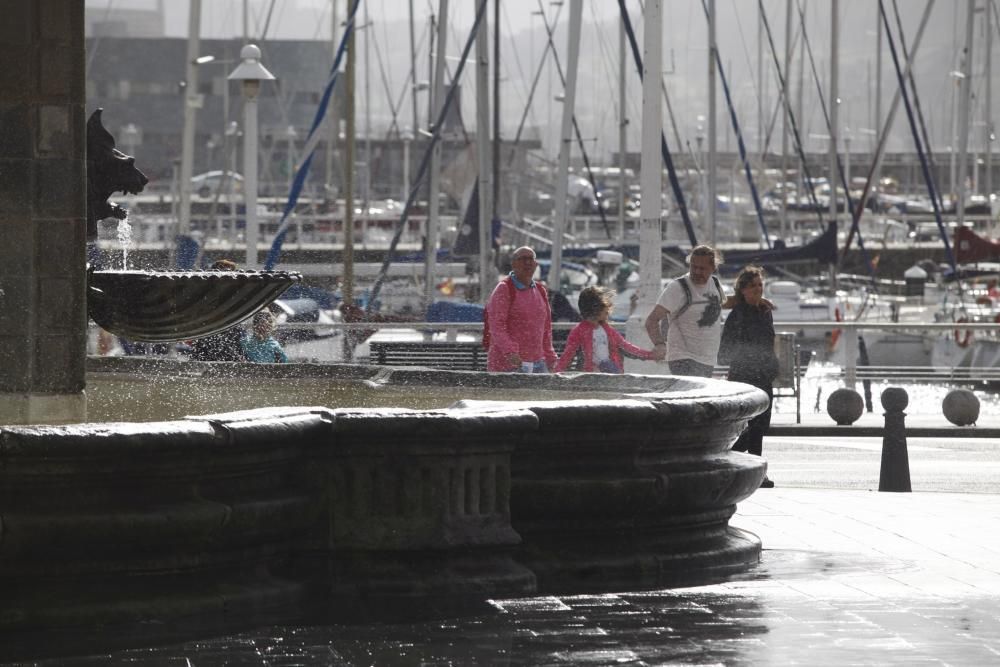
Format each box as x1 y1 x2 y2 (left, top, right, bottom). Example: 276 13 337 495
760 477 775 488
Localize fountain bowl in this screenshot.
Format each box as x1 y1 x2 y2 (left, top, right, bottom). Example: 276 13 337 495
87 268 301 342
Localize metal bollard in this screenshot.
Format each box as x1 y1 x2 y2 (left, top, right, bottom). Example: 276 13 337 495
879 387 911 492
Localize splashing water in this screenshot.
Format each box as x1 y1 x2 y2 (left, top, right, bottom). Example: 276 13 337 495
117 212 132 270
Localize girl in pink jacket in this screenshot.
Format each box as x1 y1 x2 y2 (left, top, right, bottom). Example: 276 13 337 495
555 286 663 373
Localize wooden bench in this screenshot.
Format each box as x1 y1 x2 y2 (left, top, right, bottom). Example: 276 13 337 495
369 341 488 371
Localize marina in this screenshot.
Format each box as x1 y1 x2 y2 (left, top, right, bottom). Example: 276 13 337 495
4 0 1000 662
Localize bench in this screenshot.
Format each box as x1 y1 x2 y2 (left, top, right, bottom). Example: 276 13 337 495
369 341 487 371
369 339 570 371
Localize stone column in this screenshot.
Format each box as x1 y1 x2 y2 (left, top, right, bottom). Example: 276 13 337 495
0 1 87 423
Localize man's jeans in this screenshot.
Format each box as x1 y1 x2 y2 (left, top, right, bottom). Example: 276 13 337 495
668 358 714 378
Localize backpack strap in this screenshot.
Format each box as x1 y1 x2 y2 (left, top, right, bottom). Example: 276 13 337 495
711 274 724 302
674 275 723 318
674 276 694 318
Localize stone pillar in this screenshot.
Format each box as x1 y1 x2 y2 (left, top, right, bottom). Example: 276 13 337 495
0 1 87 423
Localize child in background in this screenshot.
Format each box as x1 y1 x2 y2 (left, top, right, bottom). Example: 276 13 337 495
555 286 663 373
242 310 289 363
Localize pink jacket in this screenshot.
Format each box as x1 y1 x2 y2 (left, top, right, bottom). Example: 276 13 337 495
554 321 655 373
486 278 558 372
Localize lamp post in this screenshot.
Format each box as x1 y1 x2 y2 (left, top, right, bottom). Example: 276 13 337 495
225 120 241 246
228 44 275 269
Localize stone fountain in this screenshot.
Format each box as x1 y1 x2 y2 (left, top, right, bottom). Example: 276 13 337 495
0 7 769 660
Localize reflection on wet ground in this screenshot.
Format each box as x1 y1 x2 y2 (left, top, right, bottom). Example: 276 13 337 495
15 487 1000 665
39 571 1000 666
32 544 1000 664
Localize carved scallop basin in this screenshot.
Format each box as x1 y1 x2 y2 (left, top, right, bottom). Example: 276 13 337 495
87 268 301 341
0 357 769 658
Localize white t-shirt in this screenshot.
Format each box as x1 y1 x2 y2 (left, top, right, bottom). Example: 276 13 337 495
655 274 724 366
591 326 610 362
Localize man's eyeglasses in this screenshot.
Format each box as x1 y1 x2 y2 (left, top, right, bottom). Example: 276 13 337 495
513 256 536 263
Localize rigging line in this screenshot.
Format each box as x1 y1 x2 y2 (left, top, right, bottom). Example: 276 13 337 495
504 0 565 170
760 18 803 159
730 0 763 143
618 0 698 247
499 0 532 106
794 0 875 281
86 0 117 72
879 0 958 276
535 0 614 239
700 0 771 248
365 0 490 313
440 58 472 146
891 0 943 213
504 0 544 112
258 0 280 42
308 2 329 41
263 0 363 271
758 0 826 230
588 0 623 158
369 18 405 136
841 0 935 263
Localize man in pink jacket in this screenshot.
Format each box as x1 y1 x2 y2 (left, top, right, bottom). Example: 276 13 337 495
485 246 558 373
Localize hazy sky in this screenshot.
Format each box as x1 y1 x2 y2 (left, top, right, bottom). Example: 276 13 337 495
87 0 626 40
85 1 983 163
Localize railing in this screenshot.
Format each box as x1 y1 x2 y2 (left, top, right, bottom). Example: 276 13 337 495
101 209 458 252
774 320 1000 386
89 319 1000 389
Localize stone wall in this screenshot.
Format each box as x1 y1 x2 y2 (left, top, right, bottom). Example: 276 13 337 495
0 0 88 423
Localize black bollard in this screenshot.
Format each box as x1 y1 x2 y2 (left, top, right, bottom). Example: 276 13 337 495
879 387 911 492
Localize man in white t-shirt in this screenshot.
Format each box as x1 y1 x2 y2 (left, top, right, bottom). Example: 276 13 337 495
644 245 726 377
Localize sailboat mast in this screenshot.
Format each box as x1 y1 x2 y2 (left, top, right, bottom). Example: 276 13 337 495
987 0 994 200
326 0 339 202
476 0 494 300
874 2 882 182
957 0 976 230
829 0 839 228
409 0 419 134
549 0 582 294
619 13 628 240
707 0 717 244
344 13 355 309
176 0 202 264
422 0 447 309
492 0 501 223
780 0 791 241
638 0 663 315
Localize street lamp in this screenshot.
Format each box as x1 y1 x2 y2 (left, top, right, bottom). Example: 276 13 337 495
228 44 275 269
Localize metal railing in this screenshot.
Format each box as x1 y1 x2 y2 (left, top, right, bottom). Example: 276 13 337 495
89 318 1000 388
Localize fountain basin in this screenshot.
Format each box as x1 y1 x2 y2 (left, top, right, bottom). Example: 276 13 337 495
87 269 301 342
0 358 768 657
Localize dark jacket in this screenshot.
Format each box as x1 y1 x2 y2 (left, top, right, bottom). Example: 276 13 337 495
719 302 778 386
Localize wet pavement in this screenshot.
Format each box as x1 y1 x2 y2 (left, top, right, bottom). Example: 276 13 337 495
9 379 1000 665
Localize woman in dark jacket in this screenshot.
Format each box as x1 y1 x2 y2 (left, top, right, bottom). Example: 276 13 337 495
719 265 778 488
